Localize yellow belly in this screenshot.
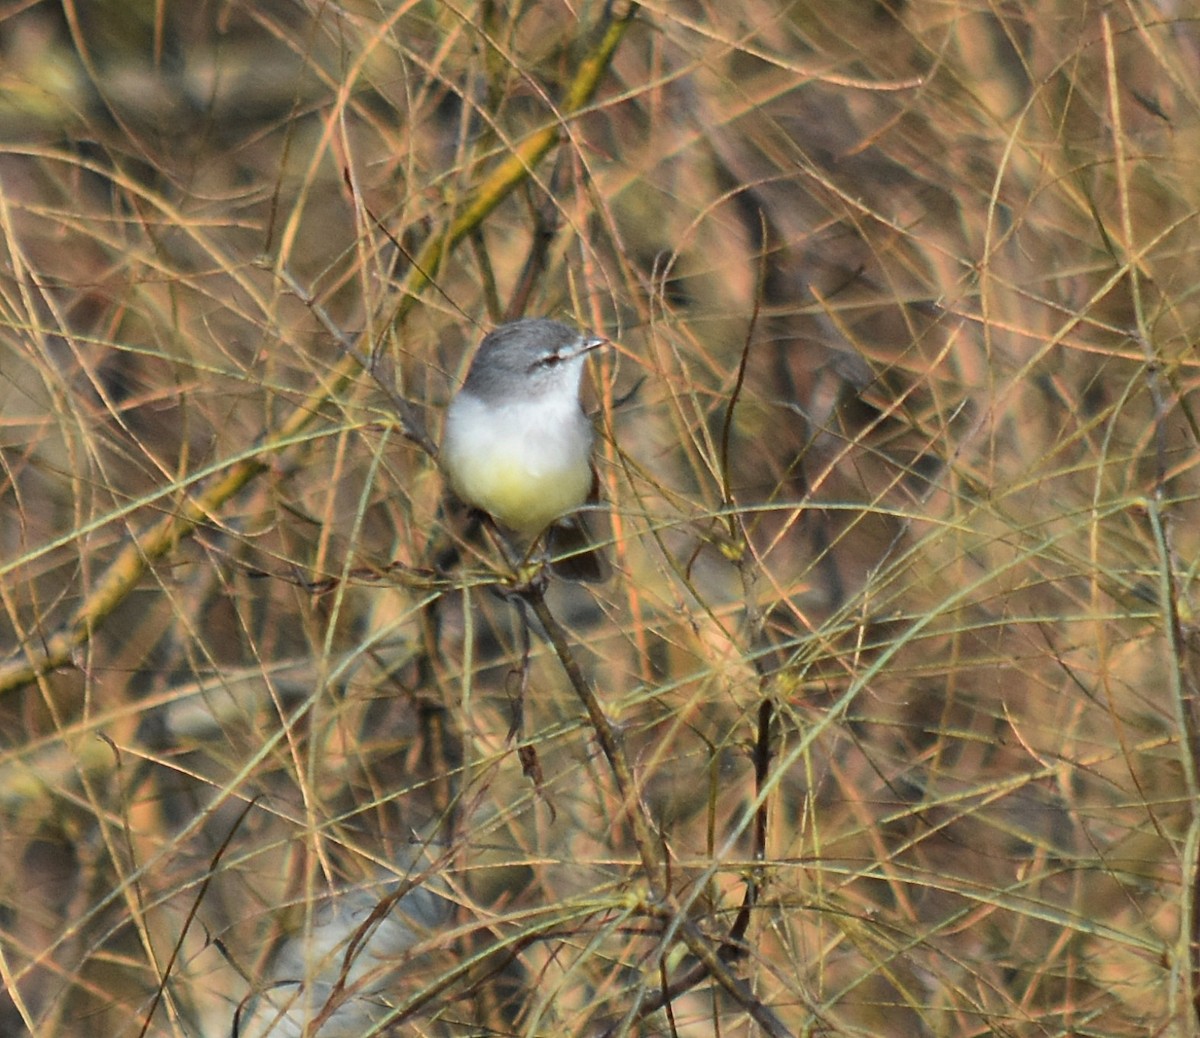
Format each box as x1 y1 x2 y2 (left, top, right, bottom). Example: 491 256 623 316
448 450 591 537
442 393 594 537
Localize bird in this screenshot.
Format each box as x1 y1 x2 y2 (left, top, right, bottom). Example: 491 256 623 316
441 317 609 582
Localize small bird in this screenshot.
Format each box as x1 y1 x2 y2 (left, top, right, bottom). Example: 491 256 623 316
234 867 451 1038
441 317 609 582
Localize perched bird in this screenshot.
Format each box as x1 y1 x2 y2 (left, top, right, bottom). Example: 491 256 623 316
441 317 608 582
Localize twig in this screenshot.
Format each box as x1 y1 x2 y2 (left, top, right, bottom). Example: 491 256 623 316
139 796 260 1038
523 584 794 1038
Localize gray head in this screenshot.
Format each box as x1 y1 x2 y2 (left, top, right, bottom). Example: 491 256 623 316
461 318 604 401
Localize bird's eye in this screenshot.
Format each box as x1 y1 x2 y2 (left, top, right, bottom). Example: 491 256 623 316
540 354 562 367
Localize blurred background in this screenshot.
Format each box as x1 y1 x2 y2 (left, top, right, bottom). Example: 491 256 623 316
1 1 1199 1034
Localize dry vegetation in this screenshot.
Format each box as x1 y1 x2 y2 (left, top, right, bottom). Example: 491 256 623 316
2 1 1200 1035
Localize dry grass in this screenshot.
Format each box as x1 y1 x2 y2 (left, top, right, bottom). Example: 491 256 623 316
2 1 1199 1035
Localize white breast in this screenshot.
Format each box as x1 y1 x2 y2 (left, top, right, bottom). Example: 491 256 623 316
441 390 594 537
